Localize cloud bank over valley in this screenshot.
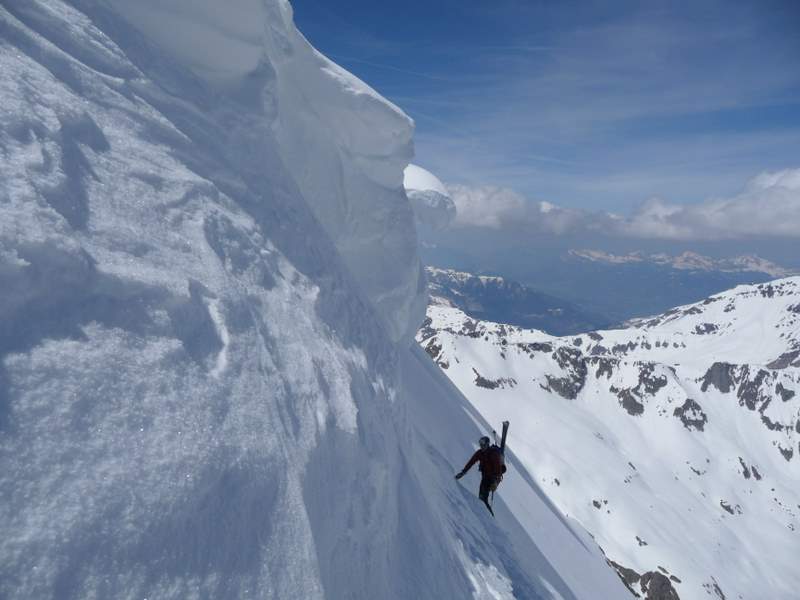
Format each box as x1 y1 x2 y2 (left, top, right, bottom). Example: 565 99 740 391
442 168 800 241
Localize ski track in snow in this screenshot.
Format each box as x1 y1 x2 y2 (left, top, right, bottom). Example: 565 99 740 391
206 299 230 379
457 539 517 600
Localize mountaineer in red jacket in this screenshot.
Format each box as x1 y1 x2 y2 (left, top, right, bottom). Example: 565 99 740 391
455 435 506 516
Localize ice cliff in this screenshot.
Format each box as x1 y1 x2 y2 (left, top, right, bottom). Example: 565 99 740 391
0 1 627 598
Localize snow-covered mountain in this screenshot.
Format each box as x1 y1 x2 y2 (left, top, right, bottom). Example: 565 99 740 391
0 1 628 599
569 250 796 278
427 267 612 336
418 277 800 599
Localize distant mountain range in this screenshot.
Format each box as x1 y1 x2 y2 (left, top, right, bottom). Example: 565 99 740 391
418 277 800 600
569 250 797 278
515 250 796 323
426 266 612 336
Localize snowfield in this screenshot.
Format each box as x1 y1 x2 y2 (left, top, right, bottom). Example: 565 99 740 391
0 1 627 599
419 277 800 600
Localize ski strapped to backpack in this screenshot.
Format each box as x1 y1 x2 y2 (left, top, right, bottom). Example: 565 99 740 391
500 420 509 455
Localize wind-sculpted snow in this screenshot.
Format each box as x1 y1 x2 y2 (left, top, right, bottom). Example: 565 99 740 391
0 2 627 599
419 278 800 599
404 164 456 232
107 0 425 345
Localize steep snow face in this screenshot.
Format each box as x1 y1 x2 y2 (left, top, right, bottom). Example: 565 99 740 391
104 0 265 85
404 164 456 232
0 2 627 599
0 2 388 596
419 278 800 600
108 0 425 345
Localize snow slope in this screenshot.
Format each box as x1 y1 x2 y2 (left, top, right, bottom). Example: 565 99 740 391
0 2 626 598
419 278 800 599
106 0 425 346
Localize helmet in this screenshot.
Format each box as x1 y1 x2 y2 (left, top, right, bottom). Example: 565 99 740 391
479 436 490 450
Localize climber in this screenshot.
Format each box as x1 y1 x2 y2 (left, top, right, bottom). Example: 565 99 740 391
455 435 506 516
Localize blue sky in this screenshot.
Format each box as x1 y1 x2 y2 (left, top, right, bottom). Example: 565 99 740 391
293 0 800 214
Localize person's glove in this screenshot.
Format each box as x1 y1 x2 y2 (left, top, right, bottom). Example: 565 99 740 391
455 471 464 480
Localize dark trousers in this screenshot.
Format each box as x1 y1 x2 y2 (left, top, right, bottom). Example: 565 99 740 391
479 475 498 503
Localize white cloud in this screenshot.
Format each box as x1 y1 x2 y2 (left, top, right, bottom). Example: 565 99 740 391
748 168 800 191
443 168 800 240
447 183 613 234
447 185 525 229
623 168 800 239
